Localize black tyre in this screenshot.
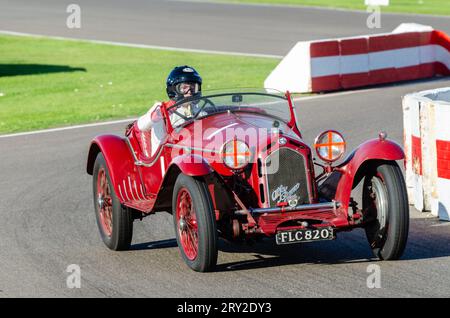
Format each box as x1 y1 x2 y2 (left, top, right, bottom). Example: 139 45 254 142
172 174 218 272
93 152 133 251
362 161 409 260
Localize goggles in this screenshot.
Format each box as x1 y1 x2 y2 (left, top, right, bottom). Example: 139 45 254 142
175 82 199 95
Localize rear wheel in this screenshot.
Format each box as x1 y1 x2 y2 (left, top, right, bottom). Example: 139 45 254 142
172 174 218 272
93 152 133 251
362 161 409 260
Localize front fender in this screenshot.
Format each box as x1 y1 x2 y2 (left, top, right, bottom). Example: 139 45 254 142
150 154 213 211
169 154 213 177
86 134 137 203
321 138 404 208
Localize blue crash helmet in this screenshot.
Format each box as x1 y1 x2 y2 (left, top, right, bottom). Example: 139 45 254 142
166 65 202 100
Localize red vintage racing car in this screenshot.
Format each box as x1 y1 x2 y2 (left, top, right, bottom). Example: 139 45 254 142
86 89 409 272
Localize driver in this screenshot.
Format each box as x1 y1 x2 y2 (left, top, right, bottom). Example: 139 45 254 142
134 65 203 157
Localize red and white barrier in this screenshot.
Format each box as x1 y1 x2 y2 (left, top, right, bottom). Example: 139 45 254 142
265 24 450 93
435 91 450 221
403 87 450 221
403 94 425 210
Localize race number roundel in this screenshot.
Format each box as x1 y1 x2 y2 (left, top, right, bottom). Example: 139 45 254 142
314 130 346 162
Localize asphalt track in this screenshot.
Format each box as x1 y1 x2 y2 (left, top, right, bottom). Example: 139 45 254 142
1 0 450 56
1 0 450 297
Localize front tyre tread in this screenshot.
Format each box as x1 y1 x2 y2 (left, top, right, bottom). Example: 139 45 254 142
363 161 409 261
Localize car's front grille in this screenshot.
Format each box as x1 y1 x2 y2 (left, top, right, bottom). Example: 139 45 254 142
264 148 310 208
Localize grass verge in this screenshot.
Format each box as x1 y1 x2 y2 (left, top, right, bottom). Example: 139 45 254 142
0 35 279 134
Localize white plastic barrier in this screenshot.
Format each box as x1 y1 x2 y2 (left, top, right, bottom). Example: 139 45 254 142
403 88 450 221
265 23 450 93
403 94 424 210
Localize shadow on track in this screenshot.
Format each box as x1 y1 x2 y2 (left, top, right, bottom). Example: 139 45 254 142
402 217 450 261
129 217 450 271
216 217 450 271
0 64 86 77
215 229 376 272
130 238 178 251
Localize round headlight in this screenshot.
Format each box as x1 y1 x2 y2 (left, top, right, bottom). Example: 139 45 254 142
278 137 287 145
314 130 346 162
221 139 251 170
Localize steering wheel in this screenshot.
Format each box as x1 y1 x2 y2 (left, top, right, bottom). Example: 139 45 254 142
198 98 218 113
171 98 218 124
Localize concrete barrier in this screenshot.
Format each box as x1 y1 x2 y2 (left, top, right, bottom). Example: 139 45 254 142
403 87 450 221
265 24 450 93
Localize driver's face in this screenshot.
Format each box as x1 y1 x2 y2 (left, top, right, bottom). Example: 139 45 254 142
176 82 198 97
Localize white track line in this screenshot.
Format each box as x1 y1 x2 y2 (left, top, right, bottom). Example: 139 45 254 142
167 0 450 18
294 89 379 101
294 76 450 102
0 30 283 59
0 89 376 139
2 77 448 139
0 118 137 139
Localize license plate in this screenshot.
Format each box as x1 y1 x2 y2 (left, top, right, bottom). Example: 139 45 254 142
275 227 334 245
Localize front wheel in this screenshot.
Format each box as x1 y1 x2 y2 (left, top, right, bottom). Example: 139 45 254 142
362 161 409 260
172 174 218 272
93 152 133 251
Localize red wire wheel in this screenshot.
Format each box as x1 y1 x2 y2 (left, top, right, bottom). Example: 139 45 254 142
175 188 199 261
172 174 218 272
92 152 133 251
96 167 113 237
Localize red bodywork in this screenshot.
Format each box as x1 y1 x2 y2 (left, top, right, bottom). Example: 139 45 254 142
87 92 404 238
